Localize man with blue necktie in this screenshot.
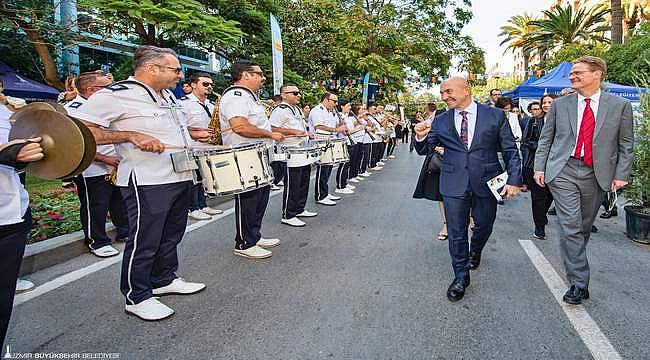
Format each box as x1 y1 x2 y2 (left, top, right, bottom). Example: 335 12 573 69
414 77 522 302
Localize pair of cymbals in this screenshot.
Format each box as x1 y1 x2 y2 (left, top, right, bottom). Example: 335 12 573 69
9 102 96 180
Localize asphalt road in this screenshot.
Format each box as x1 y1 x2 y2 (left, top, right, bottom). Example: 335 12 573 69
6 145 650 359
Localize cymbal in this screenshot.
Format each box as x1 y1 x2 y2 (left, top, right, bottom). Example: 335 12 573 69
9 109 86 180
63 117 97 179
8 102 57 123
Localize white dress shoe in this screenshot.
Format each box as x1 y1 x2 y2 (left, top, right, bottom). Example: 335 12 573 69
346 184 356 190
90 245 119 258
335 188 354 194
125 297 174 321
189 209 211 220
355 176 365 181
388 155 396 159
16 279 35 293
327 194 342 200
281 217 306 227
371 166 383 171
234 245 272 259
361 172 372 177
200 207 223 215
348 178 360 183
152 278 206 296
316 198 337 206
257 237 281 248
378 161 386 165
296 210 318 217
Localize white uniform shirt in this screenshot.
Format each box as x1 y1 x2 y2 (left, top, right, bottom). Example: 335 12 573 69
368 115 384 143
180 93 214 146
65 95 118 177
219 86 271 146
269 102 306 145
308 104 338 137
573 90 601 157
0 105 29 225
454 101 478 148
347 115 365 143
74 77 194 186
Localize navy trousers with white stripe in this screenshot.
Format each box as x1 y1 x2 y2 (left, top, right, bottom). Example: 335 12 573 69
282 165 311 219
314 164 333 201
120 179 192 305
235 186 270 250
73 174 129 250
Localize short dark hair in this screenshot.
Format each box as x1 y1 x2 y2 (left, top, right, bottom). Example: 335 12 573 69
271 94 282 103
133 45 178 71
490 88 502 96
320 92 335 102
540 94 558 105
351 104 363 116
279 84 297 93
527 101 541 112
494 96 512 109
189 72 212 84
231 60 259 82
76 70 104 94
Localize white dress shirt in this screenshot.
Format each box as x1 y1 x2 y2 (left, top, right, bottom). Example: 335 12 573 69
573 90 601 157
219 85 271 146
454 101 478 148
0 105 29 225
269 102 306 145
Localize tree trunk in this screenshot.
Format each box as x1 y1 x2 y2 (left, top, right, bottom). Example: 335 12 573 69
611 0 623 44
24 30 65 90
523 50 530 79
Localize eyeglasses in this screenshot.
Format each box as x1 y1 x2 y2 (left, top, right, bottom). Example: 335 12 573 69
328 98 338 103
247 70 265 77
153 64 182 74
569 70 594 77
282 91 301 96
201 81 214 87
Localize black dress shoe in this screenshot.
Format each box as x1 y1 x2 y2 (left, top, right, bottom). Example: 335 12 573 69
600 208 618 219
468 251 481 270
532 229 546 240
562 285 590 305
548 207 557 215
591 225 598 233
447 276 470 302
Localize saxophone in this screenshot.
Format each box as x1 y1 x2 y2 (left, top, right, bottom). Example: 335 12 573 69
206 92 223 145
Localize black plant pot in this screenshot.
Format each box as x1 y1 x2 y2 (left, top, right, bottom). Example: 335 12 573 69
624 206 650 244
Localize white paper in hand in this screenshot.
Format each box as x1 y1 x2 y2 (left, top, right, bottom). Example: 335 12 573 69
487 171 508 202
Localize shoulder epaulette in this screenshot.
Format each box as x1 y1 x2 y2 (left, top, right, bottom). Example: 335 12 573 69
67 102 83 109
278 104 289 109
106 83 129 91
233 90 242 96
179 95 189 101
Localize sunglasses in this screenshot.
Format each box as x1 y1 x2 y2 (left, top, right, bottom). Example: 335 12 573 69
201 81 214 87
153 64 182 74
282 91 300 96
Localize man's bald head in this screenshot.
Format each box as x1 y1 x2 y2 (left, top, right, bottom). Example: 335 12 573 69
440 77 472 110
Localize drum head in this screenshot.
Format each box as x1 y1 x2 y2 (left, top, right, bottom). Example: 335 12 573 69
9 109 86 180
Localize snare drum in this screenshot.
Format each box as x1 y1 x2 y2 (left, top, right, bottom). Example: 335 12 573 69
194 142 274 196
313 138 349 165
273 142 322 168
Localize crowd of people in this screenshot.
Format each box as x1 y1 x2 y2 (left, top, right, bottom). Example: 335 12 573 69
0 45 406 345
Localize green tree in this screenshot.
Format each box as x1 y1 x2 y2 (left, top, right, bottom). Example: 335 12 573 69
546 43 607 69
499 13 537 76
528 4 611 49
604 22 650 84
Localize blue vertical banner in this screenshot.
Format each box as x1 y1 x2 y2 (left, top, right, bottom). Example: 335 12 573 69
362 72 370 107
270 13 284 95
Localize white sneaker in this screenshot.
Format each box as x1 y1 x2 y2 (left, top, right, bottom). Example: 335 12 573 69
234 245 272 259
361 172 372 177
388 155 396 159
200 207 223 215
90 245 120 258
270 184 281 191
257 237 281 249
296 210 318 217
355 176 365 181
189 209 211 220
152 278 206 295
16 279 35 293
125 297 174 321
346 184 356 190
277 180 284 186
371 166 383 171
335 188 354 194
378 161 386 165
316 198 337 206
281 217 306 227
327 194 342 200
348 178 360 183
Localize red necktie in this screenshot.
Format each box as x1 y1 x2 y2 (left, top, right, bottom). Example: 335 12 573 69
574 98 595 167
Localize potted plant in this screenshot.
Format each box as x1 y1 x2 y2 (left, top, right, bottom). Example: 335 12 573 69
623 79 650 244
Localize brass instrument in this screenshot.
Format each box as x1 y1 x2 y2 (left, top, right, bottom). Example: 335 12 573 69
206 91 223 145
381 115 390 143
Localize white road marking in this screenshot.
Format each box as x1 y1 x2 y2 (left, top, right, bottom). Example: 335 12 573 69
14 185 293 306
519 240 622 360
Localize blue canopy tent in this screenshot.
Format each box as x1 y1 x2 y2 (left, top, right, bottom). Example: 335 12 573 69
0 62 60 101
503 61 647 102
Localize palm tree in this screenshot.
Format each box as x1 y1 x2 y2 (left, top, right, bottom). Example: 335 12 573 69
528 4 611 49
498 13 537 77
612 0 624 44
599 0 650 41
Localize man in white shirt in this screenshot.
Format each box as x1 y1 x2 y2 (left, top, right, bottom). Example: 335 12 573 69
180 72 223 220
66 71 129 258
75 46 208 321
219 60 285 259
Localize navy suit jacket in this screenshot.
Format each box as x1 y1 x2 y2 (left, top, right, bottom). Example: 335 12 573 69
415 103 522 198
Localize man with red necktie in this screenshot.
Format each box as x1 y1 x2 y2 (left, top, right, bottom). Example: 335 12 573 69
534 56 634 305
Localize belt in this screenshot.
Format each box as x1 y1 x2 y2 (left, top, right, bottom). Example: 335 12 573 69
570 155 584 161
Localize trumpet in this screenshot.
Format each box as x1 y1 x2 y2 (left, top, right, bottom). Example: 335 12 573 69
205 91 223 145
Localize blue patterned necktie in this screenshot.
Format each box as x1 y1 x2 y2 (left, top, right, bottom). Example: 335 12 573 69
460 111 468 146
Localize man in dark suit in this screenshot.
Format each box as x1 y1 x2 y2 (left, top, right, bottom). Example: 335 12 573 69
534 56 634 305
414 77 522 302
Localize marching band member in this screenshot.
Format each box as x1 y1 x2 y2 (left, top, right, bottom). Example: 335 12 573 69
219 60 285 259
358 109 374 177
269 84 318 227
386 113 397 159
179 72 223 220
376 105 388 163
334 100 356 194
367 105 384 171
65 71 129 258
75 46 207 321
308 92 347 206
346 104 366 183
